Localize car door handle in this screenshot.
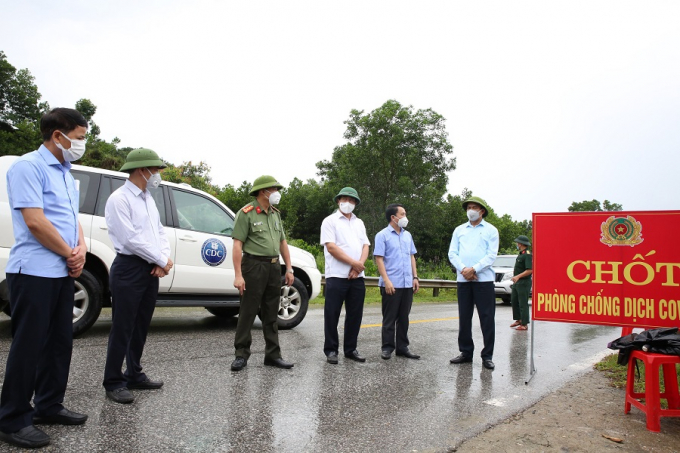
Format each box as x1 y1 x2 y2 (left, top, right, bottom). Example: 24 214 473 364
179 235 197 242
99 226 108 230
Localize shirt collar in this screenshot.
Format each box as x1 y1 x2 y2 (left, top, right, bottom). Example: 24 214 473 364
466 218 487 228
335 210 356 221
38 145 71 170
124 179 146 198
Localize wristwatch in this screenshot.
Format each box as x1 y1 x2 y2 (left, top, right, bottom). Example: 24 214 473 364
286 269 294 274
413 276 419 280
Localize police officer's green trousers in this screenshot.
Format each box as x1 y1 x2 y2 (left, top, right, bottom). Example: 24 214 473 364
511 280 531 326
234 255 282 360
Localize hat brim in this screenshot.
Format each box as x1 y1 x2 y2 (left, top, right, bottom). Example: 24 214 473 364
334 194 361 205
514 238 531 246
120 159 167 172
249 183 284 196
462 201 488 217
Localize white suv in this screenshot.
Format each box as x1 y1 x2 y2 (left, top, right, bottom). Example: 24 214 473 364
0 156 321 336
492 254 532 304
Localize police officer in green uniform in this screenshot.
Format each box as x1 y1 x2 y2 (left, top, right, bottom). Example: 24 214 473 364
510 235 533 331
230 175 295 371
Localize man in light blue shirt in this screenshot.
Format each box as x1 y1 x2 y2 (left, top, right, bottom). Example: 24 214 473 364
374 204 420 360
0 109 89 449
448 196 499 370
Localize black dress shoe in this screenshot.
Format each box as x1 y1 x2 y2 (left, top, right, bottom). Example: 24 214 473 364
106 387 134 404
345 350 366 362
264 357 294 369
396 349 420 359
483 359 495 370
0 425 50 448
449 354 473 364
33 408 88 425
381 350 391 360
127 377 164 389
231 357 247 371
326 352 338 364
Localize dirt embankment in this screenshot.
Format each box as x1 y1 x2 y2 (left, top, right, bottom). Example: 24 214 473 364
454 369 680 452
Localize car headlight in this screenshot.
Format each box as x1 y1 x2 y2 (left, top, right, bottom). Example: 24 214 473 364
501 272 513 282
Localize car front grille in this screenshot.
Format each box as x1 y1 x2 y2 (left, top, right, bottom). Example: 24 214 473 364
495 273 504 282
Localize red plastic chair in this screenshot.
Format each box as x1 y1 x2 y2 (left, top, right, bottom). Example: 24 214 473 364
624 349 680 432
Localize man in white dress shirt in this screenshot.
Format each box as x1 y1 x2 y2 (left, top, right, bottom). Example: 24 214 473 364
320 187 370 364
103 149 173 404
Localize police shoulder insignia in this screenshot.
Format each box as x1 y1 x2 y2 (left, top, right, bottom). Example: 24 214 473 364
242 205 254 213
600 215 643 247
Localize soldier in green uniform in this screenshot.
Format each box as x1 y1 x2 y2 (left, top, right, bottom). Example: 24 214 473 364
510 235 533 331
230 175 295 371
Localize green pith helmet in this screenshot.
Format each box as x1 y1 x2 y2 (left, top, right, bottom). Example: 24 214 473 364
249 175 284 196
514 235 531 246
119 148 167 172
462 196 490 217
334 187 361 205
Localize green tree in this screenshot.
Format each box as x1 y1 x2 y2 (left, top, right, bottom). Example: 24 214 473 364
316 99 456 240
568 199 623 212
217 180 253 213
279 177 335 244
0 51 45 156
162 161 217 195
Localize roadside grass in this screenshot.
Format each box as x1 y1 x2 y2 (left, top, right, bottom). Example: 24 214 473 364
310 287 458 305
595 353 680 409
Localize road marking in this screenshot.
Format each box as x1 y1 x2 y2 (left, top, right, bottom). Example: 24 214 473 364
361 317 458 329
484 395 520 407
567 349 612 371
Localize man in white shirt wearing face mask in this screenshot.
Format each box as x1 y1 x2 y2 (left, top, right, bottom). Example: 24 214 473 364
103 149 172 404
320 187 370 364
448 196 499 370
0 108 89 449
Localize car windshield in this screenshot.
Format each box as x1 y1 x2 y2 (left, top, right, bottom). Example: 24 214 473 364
493 256 516 267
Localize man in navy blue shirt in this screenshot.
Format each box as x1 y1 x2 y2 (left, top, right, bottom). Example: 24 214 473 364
448 196 499 370
0 108 89 449
374 204 420 360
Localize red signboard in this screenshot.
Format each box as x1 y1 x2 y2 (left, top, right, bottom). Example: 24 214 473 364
532 211 680 329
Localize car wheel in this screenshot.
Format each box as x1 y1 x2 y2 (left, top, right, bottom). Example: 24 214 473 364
277 276 309 329
500 295 511 305
1 301 10 316
206 307 240 317
72 269 103 337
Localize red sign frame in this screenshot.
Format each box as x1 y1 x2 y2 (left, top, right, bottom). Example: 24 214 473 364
532 211 680 329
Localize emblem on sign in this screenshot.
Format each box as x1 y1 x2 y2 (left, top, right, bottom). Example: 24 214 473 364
201 238 227 266
600 215 643 247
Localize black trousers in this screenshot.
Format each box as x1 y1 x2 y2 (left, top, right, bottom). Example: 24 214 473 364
324 277 365 356
103 254 158 391
457 281 495 360
0 273 74 432
234 255 282 360
381 287 414 353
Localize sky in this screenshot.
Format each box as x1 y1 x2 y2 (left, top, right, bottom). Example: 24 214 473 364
2 1 679 221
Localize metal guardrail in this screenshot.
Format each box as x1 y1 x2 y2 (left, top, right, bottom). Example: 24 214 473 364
321 276 456 297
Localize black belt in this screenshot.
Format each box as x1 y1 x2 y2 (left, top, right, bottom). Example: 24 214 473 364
243 252 279 263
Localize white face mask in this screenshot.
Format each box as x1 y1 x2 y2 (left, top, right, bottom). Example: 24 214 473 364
339 201 355 214
396 216 409 228
467 209 480 222
267 190 281 205
143 168 162 189
56 132 86 162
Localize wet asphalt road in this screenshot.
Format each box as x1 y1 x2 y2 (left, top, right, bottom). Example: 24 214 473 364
0 302 621 452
